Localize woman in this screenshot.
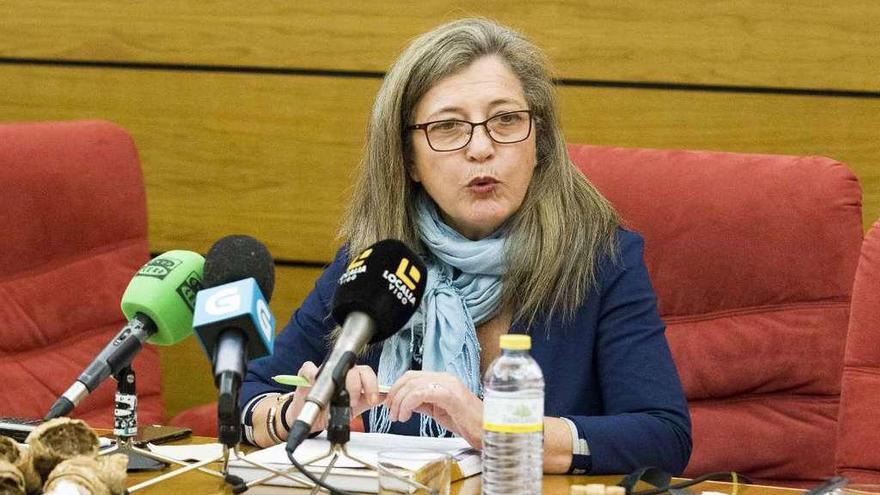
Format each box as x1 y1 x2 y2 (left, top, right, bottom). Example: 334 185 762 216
240 18 691 475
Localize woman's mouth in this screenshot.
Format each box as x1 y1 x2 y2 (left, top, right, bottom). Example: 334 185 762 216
467 176 499 194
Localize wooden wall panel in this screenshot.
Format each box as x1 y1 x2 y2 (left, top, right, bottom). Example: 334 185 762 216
0 64 377 262
2 64 878 261
1 1 878 92
159 265 323 417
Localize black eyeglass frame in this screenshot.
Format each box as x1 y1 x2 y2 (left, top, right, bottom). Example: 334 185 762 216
406 110 533 152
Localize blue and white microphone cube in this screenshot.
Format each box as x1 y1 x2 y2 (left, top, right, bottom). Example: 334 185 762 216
193 278 275 361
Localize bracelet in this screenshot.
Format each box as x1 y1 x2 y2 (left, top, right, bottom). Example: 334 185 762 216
278 393 296 432
265 397 284 445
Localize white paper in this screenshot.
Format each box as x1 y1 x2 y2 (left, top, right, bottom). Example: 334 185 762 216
250 432 469 467
228 432 481 493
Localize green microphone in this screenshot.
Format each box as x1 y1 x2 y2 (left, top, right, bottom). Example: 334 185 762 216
45 250 204 420
120 250 204 345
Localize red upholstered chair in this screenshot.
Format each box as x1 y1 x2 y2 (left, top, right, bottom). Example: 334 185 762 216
569 145 862 485
835 219 880 485
169 402 217 437
0 120 162 427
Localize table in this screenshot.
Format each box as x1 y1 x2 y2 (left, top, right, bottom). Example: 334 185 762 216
128 468 808 495
122 437 810 495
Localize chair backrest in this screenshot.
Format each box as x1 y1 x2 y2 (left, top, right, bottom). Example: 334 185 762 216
0 120 162 427
836 219 880 484
569 144 863 484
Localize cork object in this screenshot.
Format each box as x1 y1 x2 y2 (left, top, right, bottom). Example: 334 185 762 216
0 437 40 494
25 418 99 479
0 460 25 495
43 454 128 495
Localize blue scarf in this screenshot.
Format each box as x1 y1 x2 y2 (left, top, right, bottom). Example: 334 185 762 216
369 194 507 436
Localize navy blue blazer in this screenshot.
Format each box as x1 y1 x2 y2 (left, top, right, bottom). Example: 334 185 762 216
241 229 692 475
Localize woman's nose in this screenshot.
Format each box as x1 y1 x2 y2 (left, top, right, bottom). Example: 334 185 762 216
465 124 495 161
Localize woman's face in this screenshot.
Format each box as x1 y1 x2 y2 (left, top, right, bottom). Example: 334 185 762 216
409 55 537 240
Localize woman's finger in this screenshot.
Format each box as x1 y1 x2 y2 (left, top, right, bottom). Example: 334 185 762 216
354 365 381 408
297 361 320 382
345 365 365 409
385 369 419 406
396 381 452 422
295 361 319 400
386 371 424 420
286 361 325 432
389 374 448 421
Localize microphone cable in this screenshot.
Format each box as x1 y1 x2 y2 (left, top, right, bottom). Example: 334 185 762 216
626 470 846 495
285 448 355 495
619 467 753 495
629 472 751 495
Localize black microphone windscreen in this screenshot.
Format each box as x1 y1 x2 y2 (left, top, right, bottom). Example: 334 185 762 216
203 235 275 301
332 239 427 343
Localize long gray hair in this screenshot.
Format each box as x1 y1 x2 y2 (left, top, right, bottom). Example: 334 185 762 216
340 18 619 328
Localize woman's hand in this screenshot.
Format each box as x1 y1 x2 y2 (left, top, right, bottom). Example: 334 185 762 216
385 371 483 448
283 361 384 434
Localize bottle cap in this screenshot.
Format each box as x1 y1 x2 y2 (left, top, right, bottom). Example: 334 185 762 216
499 334 531 350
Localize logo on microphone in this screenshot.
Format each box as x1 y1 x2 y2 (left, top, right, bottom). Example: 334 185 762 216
340 248 373 284
176 271 203 311
382 258 421 306
205 287 242 315
394 258 421 290
346 248 373 271
256 298 273 341
137 256 183 280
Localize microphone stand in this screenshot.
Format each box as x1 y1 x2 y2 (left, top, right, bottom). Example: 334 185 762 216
99 366 226 493
223 439 315 494
219 390 315 494
229 388 435 495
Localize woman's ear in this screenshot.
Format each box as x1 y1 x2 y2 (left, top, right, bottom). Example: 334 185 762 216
408 161 421 183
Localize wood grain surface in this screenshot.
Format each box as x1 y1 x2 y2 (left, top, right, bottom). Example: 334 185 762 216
1 1 878 91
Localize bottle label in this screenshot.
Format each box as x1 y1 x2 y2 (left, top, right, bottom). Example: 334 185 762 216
483 392 543 433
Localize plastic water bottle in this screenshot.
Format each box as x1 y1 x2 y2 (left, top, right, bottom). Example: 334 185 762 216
481 334 544 495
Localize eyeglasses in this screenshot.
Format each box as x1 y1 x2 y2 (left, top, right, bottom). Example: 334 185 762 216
407 110 533 152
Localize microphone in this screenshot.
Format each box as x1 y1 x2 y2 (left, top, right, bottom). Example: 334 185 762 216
286 239 427 452
192 235 275 446
45 250 205 420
